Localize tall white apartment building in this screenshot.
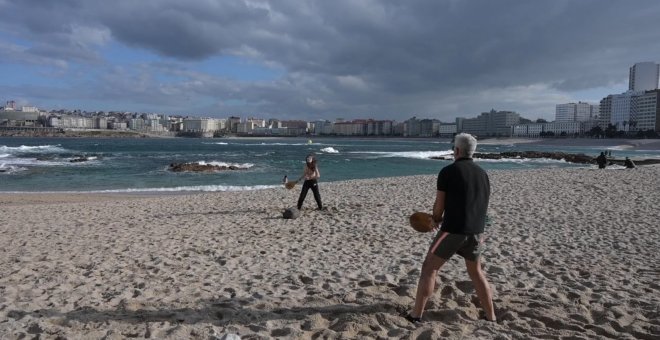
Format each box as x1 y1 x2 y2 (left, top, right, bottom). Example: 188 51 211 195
629 62 659 91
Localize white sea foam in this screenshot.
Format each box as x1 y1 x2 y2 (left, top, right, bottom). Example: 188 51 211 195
0 153 10 158
0 155 98 167
0 157 67 166
202 142 229 145
0 144 67 153
95 184 278 193
195 161 254 169
351 150 453 159
0 164 28 174
320 147 339 153
2 184 280 193
607 145 634 151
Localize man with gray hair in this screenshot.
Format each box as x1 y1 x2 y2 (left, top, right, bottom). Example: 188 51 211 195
405 133 496 324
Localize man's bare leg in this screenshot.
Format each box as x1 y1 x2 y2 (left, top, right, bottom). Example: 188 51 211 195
465 258 496 321
411 253 446 318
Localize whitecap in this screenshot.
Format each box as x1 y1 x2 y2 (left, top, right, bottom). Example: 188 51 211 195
320 147 339 153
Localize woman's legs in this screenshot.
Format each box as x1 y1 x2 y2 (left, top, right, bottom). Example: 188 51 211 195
297 180 311 209
310 180 322 209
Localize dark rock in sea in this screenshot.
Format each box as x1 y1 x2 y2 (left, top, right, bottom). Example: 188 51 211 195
69 156 90 163
168 162 246 172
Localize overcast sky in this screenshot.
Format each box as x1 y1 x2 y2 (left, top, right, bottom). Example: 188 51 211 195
1 0 659 121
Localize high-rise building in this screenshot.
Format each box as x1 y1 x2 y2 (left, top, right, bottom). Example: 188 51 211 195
599 90 659 132
629 62 659 91
630 90 660 132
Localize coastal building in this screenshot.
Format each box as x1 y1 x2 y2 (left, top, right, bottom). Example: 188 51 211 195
419 119 439 137
21 106 39 113
108 121 128 130
611 92 637 132
333 120 366 136
253 126 306 136
458 109 520 137
403 117 421 136
312 120 333 135
599 89 660 132
629 62 660 92
128 118 146 131
0 110 40 127
556 102 599 122
366 120 393 136
247 118 266 128
227 116 241 133
57 115 95 129
182 118 218 133
438 123 457 137
236 121 257 134
281 120 308 131
630 89 660 132
511 121 582 137
511 123 544 137
599 95 613 130
96 117 108 130
543 122 582 136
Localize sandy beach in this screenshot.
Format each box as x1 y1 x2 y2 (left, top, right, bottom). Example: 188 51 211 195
1 166 659 339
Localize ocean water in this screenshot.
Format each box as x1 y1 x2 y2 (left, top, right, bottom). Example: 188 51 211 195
1 137 659 193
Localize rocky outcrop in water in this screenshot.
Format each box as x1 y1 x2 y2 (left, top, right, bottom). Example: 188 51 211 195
168 162 246 172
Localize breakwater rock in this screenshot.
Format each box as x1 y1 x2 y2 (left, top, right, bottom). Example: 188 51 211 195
169 162 247 172
480 151 595 164
431 151 595 164
431 151 660 166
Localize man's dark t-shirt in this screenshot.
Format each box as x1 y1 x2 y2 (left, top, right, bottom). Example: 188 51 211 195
437 158 490 234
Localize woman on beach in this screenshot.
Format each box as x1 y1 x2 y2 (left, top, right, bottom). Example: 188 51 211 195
296 154 323 210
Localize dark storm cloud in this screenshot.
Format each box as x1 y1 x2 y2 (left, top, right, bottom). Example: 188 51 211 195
1 0 660 119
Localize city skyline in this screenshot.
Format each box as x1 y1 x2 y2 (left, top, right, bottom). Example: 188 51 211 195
1 1 660 121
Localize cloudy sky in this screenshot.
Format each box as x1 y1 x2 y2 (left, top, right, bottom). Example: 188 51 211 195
1 0 659 122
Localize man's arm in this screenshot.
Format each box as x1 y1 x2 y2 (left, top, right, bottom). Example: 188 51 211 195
432 190 445 226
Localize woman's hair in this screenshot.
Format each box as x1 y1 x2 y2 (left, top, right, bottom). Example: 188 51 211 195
454 133 477 158
306 154 317 169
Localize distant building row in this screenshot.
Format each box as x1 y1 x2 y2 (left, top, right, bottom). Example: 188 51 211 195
2 62 658 137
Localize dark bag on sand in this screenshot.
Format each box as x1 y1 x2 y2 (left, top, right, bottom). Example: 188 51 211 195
283 207 300 219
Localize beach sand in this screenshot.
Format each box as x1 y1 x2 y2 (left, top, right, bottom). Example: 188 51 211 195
1 166 659 339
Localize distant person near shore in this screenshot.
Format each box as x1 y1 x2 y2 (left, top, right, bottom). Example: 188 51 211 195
404 133 496 324
296 154 323 210
624 157 636 169
596 152 607 169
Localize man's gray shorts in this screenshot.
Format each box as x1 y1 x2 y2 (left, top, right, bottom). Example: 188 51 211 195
429 231 484 261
